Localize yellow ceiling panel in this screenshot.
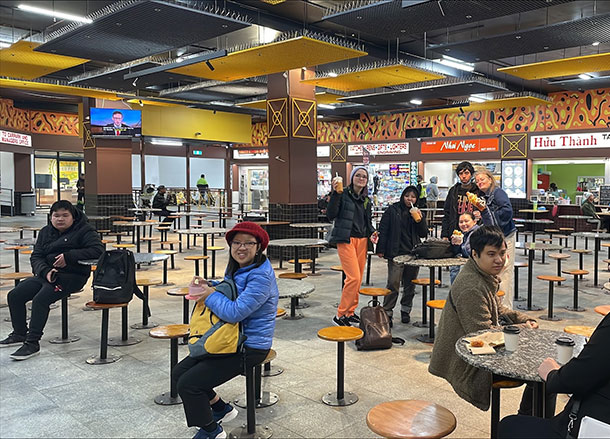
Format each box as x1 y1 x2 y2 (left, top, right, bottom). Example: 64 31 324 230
170 36 366 81
497 52 610 80
0 78 121 100
301 64 445 92
238 99 267 109
415 96 551 116
237 92 344 109
0 40 88 80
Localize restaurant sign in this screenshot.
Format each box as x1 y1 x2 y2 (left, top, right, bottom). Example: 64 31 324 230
421 138 499 154
348 142 409 156
1 130 31 147
530 132 610 150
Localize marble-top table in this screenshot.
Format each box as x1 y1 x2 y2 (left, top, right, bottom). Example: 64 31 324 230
456 327 586 417
572 232 610 286
0 227 22 233
86 215 111 221
394 255 468 342
276 277 316 319
3 238 36 246
557 215 591 237
514 218 554 242
79 252 169 266
112 221 162 253
518 208 550 220
268 238 328 273
289 223 332 240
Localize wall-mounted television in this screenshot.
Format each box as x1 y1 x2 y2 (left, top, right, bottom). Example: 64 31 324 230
90 108 142 136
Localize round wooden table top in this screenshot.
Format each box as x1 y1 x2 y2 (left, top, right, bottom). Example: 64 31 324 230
366 400 457 439
85 301 128 310
594 305 610 316
167 287 189 296
317 326 363 342
149 324 189 339
564 325 594 338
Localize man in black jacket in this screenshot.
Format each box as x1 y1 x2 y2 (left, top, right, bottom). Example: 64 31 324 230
441 161 479 239
376 186 428 324
153 185 173 224
0 200 103 360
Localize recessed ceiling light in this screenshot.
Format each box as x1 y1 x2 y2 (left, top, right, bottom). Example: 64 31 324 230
356 16 362 19
18 4 93 23
515 35 522 39
318 104 335 110
409 99 422 105
578 73 592 80
543 46 549 50
400 29 406 33
327 72 338 78
466 15 472 19
592 41 600 46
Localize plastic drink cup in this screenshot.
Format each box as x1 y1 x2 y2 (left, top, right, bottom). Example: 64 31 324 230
503 325 520 352
555 336 575 364
410 203 422 223
335 173 344 194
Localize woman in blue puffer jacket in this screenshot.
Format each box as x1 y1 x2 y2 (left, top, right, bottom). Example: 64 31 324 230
173 222 278 439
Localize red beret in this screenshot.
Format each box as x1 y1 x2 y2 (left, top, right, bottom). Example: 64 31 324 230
225 221 269 251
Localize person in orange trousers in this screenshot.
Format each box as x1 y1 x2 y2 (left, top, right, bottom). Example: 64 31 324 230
326 166 376 326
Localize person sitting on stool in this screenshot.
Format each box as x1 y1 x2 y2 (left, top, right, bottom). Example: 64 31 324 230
0 200 103 360
153 185 174 224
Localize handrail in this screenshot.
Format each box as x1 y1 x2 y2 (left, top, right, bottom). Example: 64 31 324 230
0 187 15 216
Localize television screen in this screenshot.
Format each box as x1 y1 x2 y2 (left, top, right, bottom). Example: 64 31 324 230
90 108 142 136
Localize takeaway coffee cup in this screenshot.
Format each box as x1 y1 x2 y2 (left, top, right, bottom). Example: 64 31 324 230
503 325 520 352
555 336 575 364
334 173 343 194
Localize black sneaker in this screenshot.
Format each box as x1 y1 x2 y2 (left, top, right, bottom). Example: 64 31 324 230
0 332 26 348
10 342 40 361
347 314 360 324
332 316 351 327
401 312 411 324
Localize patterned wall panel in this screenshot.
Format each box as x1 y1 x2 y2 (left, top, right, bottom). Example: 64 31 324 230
0 98 30 131
0 98 79 136
545 89 609 130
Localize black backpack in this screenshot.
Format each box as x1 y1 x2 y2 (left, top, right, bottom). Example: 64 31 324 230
355 305 392 351
412 238 454 259
92 250 149 316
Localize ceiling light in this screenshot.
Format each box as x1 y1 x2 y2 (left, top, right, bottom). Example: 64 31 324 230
317 115 323 119
327 72 338 77
433 55 475 72
318 104 335 110
592 41 600 46
0 42 10 49
209 101 232 106
151 139 183 146
578 73 592 80
17 4 93 23
410 99 422 105
468 96 486 103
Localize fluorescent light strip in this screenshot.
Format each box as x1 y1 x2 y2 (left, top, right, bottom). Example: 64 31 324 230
151 140 183 146
18 4 93 23
468 96 486 103
434 58 475 72
409 99 422 105
327 72 338 78
578 73 592 80
0 42 10 49
317 104 335 109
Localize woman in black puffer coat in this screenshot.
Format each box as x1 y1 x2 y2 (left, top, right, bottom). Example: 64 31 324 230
0 200 103 360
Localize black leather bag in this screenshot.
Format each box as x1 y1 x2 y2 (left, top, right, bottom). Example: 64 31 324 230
355 305 392 351
412 238 454 259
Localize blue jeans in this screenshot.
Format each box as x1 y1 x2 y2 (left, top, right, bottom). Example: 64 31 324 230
449 265 461 284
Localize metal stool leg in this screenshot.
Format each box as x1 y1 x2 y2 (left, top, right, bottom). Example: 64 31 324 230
109 306 141 346
131 286 157 329
50 295 80 344
322 341 358 406
565 275 586 312
154 338 182 405
87 309 120 364
413 286 428 328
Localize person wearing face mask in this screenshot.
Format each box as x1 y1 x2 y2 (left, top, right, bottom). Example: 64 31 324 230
429 226 542 413
0 200 103 360
376 186 428 326
327 166 376 327
441 161 480 240
474 169 516 309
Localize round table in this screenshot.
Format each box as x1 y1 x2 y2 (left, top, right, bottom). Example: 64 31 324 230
514 218 553 242
515 242 564 311
3 238 36 246
557 215 591 243
289 223 332 241
393 255 467 343
518 208 550 220
276 278 315 319
571 232 610 287
456 327 586 417
268 238 328 273
112 221 162 253
176 228 226 277
79 252 169 266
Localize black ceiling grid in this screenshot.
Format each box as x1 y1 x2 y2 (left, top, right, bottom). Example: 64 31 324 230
323 0 577 40
428 14 610 63
34 0 250 63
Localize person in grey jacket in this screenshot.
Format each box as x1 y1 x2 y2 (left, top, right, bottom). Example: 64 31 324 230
426 176 439 215
376 186 428 325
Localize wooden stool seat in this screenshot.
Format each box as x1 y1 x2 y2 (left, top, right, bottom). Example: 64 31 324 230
136 279 161 287
492 379 524 389
544 229 560 234
564 325 594 337
549 253 570 260
276 308 286 318
594 305 610 316
156 227 171 231
536 238 552 243
107 232 128 236
514 261 528 268
113 243 135 249
559 227 574 232
184 255 208 261
602 259 610 264
149 324 189 339
86 301 128 310
4 245 29 251
166 215 181 219
562 269 589 276
359 287 391 297
155 249 178 255
318 326 363 342
497 290 505 297
166 287 189 296
278 272 308 280
20 250 33 254
263 349 276 364
208 246 225 251
0 272 30 280
366 400 457 439
571 249 591 254
330 265 344 272
96 229 111 233
426 300 446 310
537 275 565 282
288 258 313 265
101 239 111 244
0 264 11 269
141 237 160 241
412 278 441 286
159 240 178 245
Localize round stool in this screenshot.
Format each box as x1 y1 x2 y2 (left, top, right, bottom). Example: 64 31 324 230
411 278 441 328
207 246 225 279
330 265 346 291
167 287 190 344
571 249 591 278
150 324 189 405
184 255 208 277
278 272 308 280
417 300 445 343
234 349 279 409
132 278 160 329
548 253 570 286
85 301 129 365
112 243 135 250
155 249 178 270
318 326 364 406
491 378 525 437
359 287 391 307
562 269 588 312
537 275 565 321
141 236 160 253
278 273 309 310
276 308 286 318
564 325 594 338
594 305 610 316
366 400 457 439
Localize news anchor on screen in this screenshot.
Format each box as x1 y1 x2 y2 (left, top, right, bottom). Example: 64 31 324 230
103 111 133 136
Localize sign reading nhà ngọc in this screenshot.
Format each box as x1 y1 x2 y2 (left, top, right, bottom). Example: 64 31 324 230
348 142 409 156
1 130 31 147
421 138 499 154
530 132 610 150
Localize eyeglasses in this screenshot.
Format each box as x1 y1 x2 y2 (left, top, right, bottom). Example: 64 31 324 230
231 241 258 249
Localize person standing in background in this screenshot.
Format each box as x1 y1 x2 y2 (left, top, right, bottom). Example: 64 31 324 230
426 176 439 215
441 161 479 240
416 175 427 208
76 173 85 211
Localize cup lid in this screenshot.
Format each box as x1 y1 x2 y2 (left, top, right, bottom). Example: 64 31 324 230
503 325 520 334
555 336 575 347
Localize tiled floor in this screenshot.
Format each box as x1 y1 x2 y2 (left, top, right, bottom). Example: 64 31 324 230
1 210 607 438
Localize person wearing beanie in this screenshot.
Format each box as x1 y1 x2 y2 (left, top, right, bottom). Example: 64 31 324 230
441 161 480 240
580 192 603 232
376 185 428 325
172 221 278 439
327 166 376 326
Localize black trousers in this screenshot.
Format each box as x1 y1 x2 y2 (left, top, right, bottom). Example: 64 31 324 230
7 276 77 342
498 415 562 439
519 383 557 419
172 347 269 428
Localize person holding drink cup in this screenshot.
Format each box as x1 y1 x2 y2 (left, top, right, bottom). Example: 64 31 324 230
327 166 376 327
376 185 428 325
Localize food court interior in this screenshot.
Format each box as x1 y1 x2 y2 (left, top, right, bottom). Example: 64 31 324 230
1 0 609 438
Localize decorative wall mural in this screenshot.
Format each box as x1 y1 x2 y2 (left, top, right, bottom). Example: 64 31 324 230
248 88 609 146
0 98 79 136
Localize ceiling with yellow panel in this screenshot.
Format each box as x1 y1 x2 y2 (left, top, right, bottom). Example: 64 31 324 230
170 36 366 82
0 40 88 80
301 64 445 92
497 53 610 80
0 78 121 100
238 91 344 109
415 96 551 116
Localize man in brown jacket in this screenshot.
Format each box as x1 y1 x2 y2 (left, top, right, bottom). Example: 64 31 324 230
429 226 538 410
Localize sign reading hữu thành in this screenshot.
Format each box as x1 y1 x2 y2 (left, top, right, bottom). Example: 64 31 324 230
1 130 32 147
530 132 610 150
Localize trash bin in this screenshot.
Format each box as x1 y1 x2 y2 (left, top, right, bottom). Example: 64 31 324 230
20 193 36 216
